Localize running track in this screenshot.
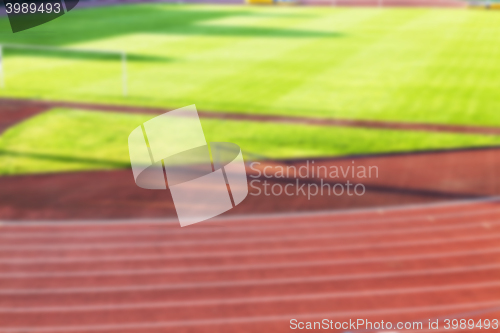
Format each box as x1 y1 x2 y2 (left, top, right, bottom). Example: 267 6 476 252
2 99 500 331
1 200 500 332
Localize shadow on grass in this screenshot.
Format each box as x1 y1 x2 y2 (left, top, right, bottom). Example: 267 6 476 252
0 5 343 46
2 49 172 63
0 149 130 169
163 24 343 38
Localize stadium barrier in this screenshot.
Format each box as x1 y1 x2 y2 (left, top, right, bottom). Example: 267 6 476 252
247 0 465 7
246 0 298 5
468 1 500 9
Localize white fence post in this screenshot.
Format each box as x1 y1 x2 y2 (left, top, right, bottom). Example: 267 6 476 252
122 51 127 97
0 45 4 89
0 43 126 95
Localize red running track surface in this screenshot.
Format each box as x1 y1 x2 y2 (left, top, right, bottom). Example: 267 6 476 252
1 200 500 332
3 146 500 220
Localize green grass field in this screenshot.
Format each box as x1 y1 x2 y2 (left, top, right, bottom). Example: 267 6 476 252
0 5 500 125
1 5 500 175
2 108 500 175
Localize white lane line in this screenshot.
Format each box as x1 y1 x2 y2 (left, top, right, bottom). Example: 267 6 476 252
0 218 497 251
2 245 500 279
1 280 500 314
1 262 500 295
1 300 500 332
2 194 499 228
2 231 500 265
2 204 500 238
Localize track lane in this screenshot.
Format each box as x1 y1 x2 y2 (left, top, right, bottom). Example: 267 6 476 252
1 202 500 332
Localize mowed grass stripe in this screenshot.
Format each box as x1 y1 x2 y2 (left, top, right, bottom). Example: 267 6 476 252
2 108 500 175
1 6 500 126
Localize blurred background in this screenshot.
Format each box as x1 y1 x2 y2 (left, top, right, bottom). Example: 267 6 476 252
1 0 500 332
